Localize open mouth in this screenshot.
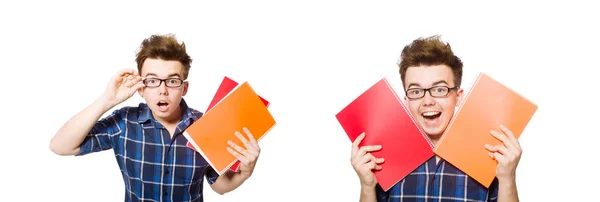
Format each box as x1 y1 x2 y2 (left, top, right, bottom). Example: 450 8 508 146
157 100 169 112
421 111 442 120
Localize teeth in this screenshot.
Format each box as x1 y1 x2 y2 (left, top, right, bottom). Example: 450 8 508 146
422 111 440 117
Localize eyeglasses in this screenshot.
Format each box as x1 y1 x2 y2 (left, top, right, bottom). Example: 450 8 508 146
405 86 458 99
142 78 185 88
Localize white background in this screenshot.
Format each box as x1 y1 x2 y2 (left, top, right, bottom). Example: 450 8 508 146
1 1 597 201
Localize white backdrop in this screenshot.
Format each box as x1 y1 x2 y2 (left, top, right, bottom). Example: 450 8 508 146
1 1 597 201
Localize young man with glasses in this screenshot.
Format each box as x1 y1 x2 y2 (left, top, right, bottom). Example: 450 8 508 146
50 34 261 202
350 35 522 202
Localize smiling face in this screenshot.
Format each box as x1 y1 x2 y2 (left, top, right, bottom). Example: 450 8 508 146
138 58 188 123
403 64 464 141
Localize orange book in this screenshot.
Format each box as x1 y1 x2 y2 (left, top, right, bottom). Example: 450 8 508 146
186 76 270 172
183 81 276 175
434 72 538 187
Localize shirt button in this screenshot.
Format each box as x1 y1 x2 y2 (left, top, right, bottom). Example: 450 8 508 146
164 191 168 196
165 170 169 174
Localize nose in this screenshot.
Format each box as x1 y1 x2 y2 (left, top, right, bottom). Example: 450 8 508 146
158 81 169 95
421 91 435 106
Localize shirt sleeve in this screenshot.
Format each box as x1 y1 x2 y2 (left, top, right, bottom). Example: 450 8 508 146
204 166 219 184
487 177 499 202
375 183 389 202
76 109 124 156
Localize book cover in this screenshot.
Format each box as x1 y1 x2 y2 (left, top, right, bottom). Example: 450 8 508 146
186 76 270 172
434 72 538 187
335 77 434 191
184 81 276 175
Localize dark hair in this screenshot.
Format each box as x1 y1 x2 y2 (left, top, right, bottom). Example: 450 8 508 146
135 34 192 79
398 35 463 88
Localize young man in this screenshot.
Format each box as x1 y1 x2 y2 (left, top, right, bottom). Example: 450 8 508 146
50 34 260 202
351 36 522 202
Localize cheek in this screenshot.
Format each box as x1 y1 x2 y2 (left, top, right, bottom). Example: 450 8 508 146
407 101 421 117
167 88 184 98
440 100 457 117
141 89 158 100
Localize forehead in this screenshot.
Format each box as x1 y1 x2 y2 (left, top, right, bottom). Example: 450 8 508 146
404 64 455 88
141 58 184 77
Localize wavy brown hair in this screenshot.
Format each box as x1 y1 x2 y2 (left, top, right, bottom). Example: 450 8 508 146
398 35 463 88
135 34 192 79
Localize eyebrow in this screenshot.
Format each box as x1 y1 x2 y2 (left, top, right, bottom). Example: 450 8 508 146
407 80 449 89
144 73 182 78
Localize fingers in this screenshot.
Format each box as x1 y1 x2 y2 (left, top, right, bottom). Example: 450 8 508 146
227 141 254 164
485 144 509 155
114 68 142 88
488 152 507 164
360 156 383 172
113 69 137 82
357 152 385 165
368 160 383 170
234 131 250 147
236 128 260 156
354 145 382 161
243 127 259 148
132 81 146 91
357 152 375 165
226 147 249 165
125 75 143 88
351 132 366 156
351 146 384 173
490 129 519 152
228 140 249 156
500 125 522 150
117 68 135 76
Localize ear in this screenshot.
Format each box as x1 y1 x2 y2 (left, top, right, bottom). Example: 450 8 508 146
182 81 189 96
137 87 144 98
455 88 464 107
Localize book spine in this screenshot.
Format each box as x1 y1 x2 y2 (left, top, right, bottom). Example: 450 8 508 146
435 72 482 148
383 77 435 148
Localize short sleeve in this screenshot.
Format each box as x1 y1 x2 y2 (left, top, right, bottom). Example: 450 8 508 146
76 109 124 156
375 183 389 202
205 166 219 184
487 177 499 202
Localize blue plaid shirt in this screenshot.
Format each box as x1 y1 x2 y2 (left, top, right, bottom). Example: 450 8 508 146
77 99 219 202
376 156 499 202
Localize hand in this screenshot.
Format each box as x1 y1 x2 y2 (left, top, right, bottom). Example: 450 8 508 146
485 125 522 183
102 68 145 107
227 127 260 180
351 133 384 189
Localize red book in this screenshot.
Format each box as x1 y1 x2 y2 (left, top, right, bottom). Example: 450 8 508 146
335 78 434 191
186 76 270 172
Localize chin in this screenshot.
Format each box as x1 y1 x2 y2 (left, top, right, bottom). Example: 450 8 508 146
421 126 445 139
150 107 172 118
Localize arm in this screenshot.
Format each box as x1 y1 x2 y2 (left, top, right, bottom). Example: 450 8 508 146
351 133 386 202
497 178 519 202
210 127 260 194
49 69 144 156
359 186 378 202
209 170 249 195
485 125 521 202
49 96 114 155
